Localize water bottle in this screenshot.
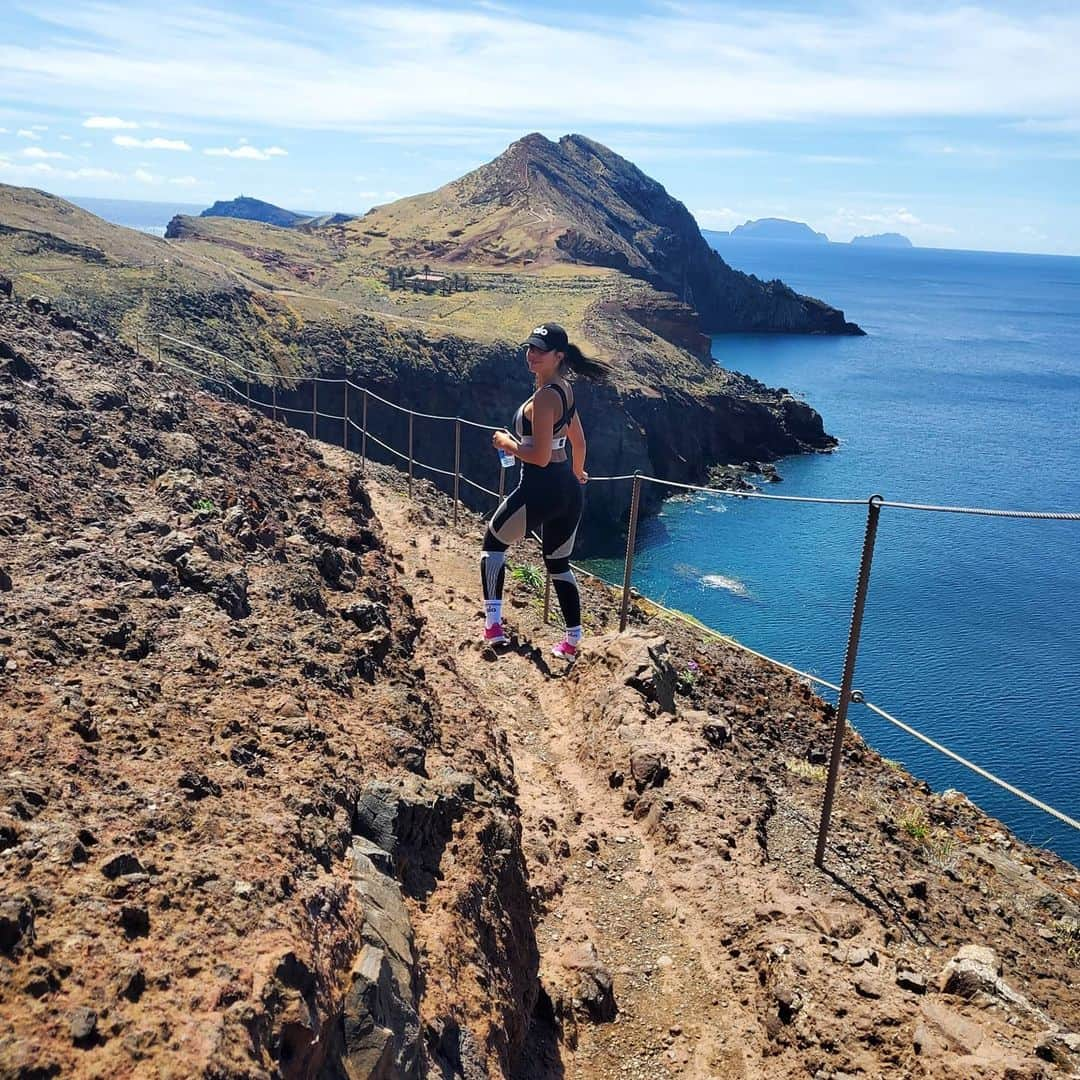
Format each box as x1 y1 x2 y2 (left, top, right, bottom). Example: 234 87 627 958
498 447 515 468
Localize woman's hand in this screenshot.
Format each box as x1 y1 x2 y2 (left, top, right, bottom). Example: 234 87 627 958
574 467 588 485
492 429 517 454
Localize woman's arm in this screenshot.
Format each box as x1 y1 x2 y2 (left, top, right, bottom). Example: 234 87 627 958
491 389 557 467
567 412 587 483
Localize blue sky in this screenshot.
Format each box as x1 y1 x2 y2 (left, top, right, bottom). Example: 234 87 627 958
1 1 1079 254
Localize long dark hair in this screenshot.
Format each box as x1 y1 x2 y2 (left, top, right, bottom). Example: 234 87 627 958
559 342 607 381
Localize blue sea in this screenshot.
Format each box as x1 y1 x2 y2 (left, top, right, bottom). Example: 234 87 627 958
64 196 205 237
598 240 1080 865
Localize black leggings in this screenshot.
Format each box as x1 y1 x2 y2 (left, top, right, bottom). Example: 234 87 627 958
481 462 584 626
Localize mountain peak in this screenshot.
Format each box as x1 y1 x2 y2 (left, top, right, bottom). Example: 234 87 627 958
352 134 862 334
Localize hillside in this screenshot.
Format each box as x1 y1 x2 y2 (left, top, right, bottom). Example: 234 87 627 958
0 180 840 554
200 195 308 228
1 294 1078 1078
350 134 861 335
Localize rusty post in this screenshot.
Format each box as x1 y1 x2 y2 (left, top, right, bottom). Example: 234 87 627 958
343 378 349 450
453 419 462 527
361 390 368 474
814 495 884 869
619 473 644 632
407 412 414 498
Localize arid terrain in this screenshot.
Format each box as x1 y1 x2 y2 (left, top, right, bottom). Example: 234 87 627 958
1 283 1078 1078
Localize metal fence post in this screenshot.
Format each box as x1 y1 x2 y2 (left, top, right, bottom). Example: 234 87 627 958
343 378 349 451
815 494 884 869
361 390 368 474
453 419 462 527
311 379 318 440
619 472 644 632
407 412 414 498
272 378 278 423
498 459 506 500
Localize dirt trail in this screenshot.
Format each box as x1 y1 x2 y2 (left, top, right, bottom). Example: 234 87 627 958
359 463 1080 1080
366 474 759 1078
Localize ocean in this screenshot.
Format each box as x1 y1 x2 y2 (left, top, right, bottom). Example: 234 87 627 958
594 240 1080 866
64 196 206 237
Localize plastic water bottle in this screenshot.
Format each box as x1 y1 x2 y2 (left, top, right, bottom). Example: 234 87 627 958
497 448 515 468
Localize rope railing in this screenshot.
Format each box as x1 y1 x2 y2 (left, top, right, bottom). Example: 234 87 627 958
149 330 1080 867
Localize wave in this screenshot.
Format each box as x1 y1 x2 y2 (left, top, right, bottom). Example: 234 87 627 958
701 573 753 598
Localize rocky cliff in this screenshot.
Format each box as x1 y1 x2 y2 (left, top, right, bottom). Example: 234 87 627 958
230 307 836 554
200 196 307 229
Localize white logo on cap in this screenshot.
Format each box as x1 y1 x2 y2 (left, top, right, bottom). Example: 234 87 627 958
533 326 547 336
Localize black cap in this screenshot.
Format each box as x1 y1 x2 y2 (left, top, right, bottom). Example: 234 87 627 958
521 322 568 352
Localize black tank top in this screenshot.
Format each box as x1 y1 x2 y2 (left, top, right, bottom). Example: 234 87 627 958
512 382 576 445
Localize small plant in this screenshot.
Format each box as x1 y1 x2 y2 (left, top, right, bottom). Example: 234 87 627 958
920 827 960 873
675 660 700 694
898 805 931 840
193 497 218 514
785 757 827 783
509 563 545 594
1052 916 1080 965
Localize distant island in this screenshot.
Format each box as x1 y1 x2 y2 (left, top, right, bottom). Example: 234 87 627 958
199 195 356 230
704 219 916 249
851 232 914 248
713 218 829 244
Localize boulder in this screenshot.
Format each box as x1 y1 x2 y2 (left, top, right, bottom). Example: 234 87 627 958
0 897 34 954
353 772 473 896
629 745 669 792
337 841 422 1078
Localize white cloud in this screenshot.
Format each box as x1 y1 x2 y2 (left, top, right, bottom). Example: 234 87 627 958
113 135 191 150
134 167 158 183
0 127 8 134
692 207 744 229
169 175 199 186
826 205 957 241
58 134 73 141
203 144 287 160
70 167 123 179
16 129 41 140
21 146 67 159
84 116 139 129
0 159 122 181
1011 116 1080 134
799 154 873 165
31 124 48 131
3 3 1080 129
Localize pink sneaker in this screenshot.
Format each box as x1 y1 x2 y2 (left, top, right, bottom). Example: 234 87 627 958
484 624 508 646
551 639 578 661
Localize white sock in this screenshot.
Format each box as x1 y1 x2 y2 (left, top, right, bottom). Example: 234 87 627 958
565 625 583 646
485 599 503 629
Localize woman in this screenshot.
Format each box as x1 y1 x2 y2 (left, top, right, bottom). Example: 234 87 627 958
481 322 600 659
